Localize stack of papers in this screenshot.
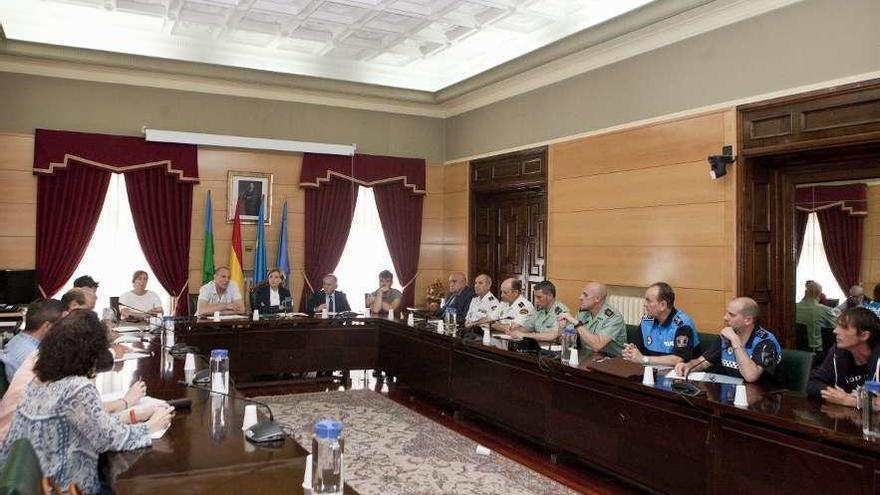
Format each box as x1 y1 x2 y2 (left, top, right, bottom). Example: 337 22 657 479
113 352 151 363
662 370 743 385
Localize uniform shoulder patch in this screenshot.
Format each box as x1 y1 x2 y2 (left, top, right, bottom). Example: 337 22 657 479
519 309 529 315
487 295 496 301
673 315 683 326
755 328 768 339
517 301 525 308
554 306 563 315
604 308 615 318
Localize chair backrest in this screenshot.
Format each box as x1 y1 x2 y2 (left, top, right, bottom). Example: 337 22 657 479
625 324 641 345
794 323 809 351
820 327 835 352
697 332 720 357
775 349 814 395
188 294 199 316
0 438 42 495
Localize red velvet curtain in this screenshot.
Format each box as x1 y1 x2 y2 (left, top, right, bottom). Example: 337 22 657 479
125 167 194 315
300 153 425 309
817 207 864 293
35 161 111 297
795 209 809 262
299 154 356 311
33 129 198 313
795 184 867 293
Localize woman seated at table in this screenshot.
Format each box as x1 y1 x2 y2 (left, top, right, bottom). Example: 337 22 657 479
0 310 175 494
119 270 163 321
252 268 291 314
807 307 880 407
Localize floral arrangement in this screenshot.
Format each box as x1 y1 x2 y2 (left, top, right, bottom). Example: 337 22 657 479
425 279 446 305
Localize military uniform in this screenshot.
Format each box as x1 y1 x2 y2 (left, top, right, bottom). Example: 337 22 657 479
465 292 502 330
575 303 626 356
702 327 782 380
638 308 700 361
498 295 535 327
525 300 569 333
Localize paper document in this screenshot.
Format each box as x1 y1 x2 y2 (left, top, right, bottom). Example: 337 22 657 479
114 326 143 333
114 352 151 363
662 370 743 385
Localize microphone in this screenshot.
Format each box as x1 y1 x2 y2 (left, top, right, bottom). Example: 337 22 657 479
180 380 284 443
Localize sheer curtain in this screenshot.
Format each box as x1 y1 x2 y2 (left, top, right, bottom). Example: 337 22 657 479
333 186 400 312
56 174 170 312
795 212 845 301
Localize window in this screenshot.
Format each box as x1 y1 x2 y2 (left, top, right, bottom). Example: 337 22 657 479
58 174 169 313
333 186 400 312
795 212 845 301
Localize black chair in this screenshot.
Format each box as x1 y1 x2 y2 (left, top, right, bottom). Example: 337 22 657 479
794 323 810 352
625 324 641 345
698 332 720 356
774 348 814 395
820 327 835 353
188 294 199 316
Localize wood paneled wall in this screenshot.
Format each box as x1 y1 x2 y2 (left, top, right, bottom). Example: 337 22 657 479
414 162 469 303
0 134 36 270
546 110 738 332
862 185 880 293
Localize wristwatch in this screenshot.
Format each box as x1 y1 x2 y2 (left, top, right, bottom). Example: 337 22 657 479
641 356 650 366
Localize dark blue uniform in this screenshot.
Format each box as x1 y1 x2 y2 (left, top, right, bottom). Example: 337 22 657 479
638 308 700 361
703 327 782 379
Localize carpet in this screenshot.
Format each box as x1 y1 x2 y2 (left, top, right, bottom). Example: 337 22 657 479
256 389 579 495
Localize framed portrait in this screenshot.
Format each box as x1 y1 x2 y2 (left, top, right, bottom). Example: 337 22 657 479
227 170 272 225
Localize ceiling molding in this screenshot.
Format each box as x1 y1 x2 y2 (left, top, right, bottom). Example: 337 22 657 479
0 0 805 119
438 0 805 116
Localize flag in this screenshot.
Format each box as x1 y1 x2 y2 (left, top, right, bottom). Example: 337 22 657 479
228 199 245 292
252 195 267 286
276 200 290 285
201 190 215 284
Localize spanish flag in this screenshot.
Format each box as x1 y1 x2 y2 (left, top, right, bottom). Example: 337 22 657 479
228 200 245 293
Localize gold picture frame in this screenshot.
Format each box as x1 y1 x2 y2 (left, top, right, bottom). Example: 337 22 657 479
227 170 272 225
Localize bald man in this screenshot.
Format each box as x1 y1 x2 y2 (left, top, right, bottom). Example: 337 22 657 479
559 282 626 356
434 272 476 325
464 274 501 331
674 297 782 383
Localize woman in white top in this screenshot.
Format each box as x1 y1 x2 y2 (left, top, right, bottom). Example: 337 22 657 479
119 270 163 320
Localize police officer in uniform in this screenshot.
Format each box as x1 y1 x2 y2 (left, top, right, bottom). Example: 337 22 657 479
623 282 700 366
559 281 626 356
509 281 568 343
464 274 501 331
491 278 535 333
674 297 781 383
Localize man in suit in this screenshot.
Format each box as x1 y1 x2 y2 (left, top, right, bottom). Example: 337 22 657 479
307 274 351 315
433 272 476 325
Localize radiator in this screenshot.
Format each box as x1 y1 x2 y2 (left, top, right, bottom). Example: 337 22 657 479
607 294 645 325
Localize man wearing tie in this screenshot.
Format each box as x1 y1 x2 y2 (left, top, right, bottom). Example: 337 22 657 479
307 274 351 315
433 272 476 325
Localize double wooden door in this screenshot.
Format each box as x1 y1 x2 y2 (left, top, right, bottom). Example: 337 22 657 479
471 190 546 299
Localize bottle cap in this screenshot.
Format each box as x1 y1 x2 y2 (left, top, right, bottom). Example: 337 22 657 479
314 419 343 439
210 349 229 358
865 380 880 393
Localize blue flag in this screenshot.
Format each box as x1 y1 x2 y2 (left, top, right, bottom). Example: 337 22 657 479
252 196 268 286
276 200 290 285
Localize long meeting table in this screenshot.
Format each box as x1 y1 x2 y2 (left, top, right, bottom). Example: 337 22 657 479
105 316 880 494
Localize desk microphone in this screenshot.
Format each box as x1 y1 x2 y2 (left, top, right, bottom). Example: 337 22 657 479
180 381 285 443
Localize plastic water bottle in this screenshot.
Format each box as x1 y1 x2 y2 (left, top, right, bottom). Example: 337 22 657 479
561 324 577 363
210 349 230 394
163 315 175 332
862 381 880 439
444 307 458 336
312 419 344 495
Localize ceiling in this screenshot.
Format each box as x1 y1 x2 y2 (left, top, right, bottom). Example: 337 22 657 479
0 0 655 92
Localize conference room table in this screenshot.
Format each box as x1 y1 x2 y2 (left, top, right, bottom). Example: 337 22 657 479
168 315 880 495
97 328 357 494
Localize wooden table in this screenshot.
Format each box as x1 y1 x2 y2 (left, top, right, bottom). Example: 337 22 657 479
159 317 880 494
99 330 357 494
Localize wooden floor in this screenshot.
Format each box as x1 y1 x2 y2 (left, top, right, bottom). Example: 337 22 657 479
241 370 644 495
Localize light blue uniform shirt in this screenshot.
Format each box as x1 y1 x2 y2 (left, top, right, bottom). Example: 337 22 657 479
1 332 40 382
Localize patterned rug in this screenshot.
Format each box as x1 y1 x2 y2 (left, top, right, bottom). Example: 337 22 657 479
256 390 579 495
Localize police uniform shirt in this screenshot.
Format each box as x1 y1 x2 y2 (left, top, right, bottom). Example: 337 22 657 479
526 300 569 333
576 303 627 357
465 292 501 328
498 295 536 327
638 308 701 361
702 327 782 379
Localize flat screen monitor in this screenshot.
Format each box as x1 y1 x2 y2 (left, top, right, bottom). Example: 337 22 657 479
0 270 40 305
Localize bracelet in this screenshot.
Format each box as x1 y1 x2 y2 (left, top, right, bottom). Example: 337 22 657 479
121 398 129 410
574 321 584 329
129 409 137 424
